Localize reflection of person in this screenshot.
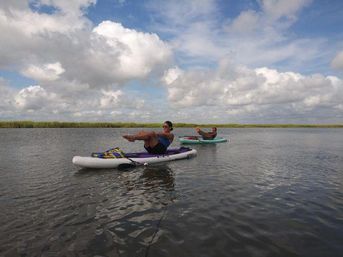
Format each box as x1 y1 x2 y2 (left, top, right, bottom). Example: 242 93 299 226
123 121 174 154
195 127 217 140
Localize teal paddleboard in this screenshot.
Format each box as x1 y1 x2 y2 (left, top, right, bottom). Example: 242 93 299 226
179 136 227 144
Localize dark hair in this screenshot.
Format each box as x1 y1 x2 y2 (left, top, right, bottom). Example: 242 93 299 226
164 120 173 131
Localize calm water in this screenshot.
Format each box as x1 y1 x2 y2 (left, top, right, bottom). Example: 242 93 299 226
0 128 342 257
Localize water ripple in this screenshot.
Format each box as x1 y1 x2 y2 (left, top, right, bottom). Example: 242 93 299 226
0 128 342 256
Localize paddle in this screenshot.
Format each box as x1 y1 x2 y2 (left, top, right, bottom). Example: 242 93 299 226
117 157 147 169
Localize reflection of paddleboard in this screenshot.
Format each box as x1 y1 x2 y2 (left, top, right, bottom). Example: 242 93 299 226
179 136 227 144
72 147 197 169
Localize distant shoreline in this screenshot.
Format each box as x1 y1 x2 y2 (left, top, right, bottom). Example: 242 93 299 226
0 121 342 128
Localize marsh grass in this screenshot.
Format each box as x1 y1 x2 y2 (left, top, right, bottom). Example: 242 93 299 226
0 121 342 128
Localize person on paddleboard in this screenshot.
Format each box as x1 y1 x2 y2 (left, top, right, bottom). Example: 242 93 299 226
195 127 217 140
123 121 174 154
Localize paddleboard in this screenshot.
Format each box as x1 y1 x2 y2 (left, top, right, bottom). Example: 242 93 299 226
179 136 227 144
72 147 197 169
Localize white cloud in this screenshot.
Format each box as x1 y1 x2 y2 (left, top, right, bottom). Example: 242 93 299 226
261 0 312 21
149 0 217 27
229 10 260 34
0 1 92 73
150 0 329 74
98 89 144 110
0 3 90 37
88 21 172 83
15 85 60 110
0 0 173 122
0 0 342 123
162 61 343 122
99 89 123 108
0 0 28 10
0 1 172 89
0 78 15 112
162 66 183 85
331 51 343 71
21 62 65 81
1 81 150 121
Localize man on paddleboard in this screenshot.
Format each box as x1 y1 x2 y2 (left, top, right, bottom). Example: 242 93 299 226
195 127 217 140
123 121 174 154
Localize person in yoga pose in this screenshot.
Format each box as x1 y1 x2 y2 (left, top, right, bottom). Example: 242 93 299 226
123 121 174 154
195 127 217 140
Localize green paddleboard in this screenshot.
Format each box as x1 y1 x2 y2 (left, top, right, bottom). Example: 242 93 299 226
179 136 227 144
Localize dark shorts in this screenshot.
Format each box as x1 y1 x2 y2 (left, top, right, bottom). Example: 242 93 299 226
144 142 167 154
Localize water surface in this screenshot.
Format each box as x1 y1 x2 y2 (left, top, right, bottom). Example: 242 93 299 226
0 128 342 257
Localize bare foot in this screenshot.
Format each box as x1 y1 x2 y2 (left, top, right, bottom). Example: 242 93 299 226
123 135 135 142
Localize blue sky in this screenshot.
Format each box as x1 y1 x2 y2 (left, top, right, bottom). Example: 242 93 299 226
0 0 343 123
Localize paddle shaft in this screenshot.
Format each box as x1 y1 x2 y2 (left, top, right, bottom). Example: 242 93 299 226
118 157 145 169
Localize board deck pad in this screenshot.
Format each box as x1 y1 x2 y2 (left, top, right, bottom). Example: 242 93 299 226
120 147 192 158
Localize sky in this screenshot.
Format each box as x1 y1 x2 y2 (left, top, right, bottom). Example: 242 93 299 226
1 0 343 124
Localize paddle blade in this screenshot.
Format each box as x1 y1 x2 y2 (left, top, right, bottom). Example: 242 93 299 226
117 161 147 170
118 163 137 170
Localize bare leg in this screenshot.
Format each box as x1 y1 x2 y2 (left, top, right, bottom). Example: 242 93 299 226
123 135 135 142
123 131 159 147
197 130 210 139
